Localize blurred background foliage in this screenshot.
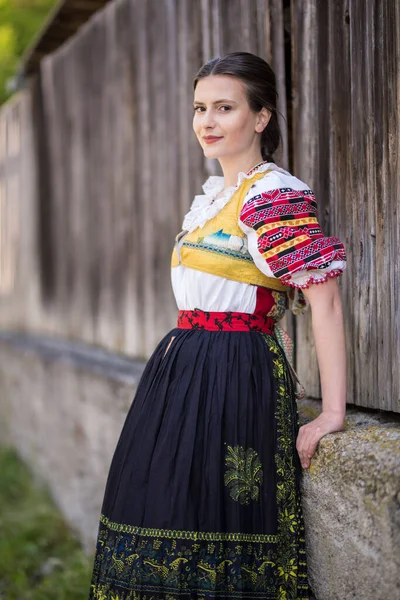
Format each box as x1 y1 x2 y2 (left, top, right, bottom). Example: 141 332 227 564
0 446 93 599
0 0 57 106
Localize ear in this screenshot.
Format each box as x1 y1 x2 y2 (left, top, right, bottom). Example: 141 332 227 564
256 107 272 133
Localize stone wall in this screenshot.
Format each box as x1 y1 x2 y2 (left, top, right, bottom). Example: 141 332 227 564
0 332 399 599
300 400 400 599
0 331 144 554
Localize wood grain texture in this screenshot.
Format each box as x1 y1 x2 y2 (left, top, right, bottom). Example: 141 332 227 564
292 0 399 411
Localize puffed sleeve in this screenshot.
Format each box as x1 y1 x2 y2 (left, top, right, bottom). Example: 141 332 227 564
238 170 347 293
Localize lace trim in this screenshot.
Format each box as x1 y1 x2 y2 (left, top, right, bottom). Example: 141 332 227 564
283 268 345 290
182 162 290 233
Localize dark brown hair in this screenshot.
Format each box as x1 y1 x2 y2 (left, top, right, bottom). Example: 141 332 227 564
193 52 281 162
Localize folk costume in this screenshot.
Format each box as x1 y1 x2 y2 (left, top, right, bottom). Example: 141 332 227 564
88 161 347 600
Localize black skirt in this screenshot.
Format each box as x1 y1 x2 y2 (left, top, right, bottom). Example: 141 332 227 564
88 325 310 599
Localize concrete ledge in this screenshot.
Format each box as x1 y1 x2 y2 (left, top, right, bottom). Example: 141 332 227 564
0 331 144 554
299 399 400 600
0 332 399 599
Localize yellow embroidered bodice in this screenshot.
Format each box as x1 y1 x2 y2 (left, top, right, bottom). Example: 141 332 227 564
171 170 288 292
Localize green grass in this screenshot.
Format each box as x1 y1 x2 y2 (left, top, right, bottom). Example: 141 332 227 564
0 446 94 599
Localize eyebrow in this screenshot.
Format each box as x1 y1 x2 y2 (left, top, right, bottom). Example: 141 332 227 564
192 99 237 106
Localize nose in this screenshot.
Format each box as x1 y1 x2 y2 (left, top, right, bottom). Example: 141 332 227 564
201 108 216 129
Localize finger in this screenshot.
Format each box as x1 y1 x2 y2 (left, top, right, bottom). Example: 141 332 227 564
303 432 322 467
297 425 319 468
299 429 316 468
296 424 308 450
296 426 310 455
297 439 309 468
296 429 309 464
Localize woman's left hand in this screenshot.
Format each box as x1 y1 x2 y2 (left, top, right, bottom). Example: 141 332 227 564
296 411 345 469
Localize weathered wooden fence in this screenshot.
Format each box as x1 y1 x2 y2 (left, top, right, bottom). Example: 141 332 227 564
0 0 398 412
291 0 399 411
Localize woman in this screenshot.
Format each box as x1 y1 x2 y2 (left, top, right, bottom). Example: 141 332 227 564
88 51 347 600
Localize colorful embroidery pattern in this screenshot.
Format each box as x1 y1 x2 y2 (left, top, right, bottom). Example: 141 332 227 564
223 445 264 505
182 228 253 261
266 290 287 320
176 309 276 333
88 333 309 600
239 187 347 286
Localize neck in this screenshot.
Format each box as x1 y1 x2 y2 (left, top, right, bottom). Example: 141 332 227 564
219 154 267 188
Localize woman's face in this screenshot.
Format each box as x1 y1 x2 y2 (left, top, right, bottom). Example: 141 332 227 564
193 74 269 160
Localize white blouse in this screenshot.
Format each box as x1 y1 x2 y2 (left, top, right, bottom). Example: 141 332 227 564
171 162 347 316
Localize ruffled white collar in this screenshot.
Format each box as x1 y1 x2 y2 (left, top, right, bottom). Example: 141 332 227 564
182 161 290 233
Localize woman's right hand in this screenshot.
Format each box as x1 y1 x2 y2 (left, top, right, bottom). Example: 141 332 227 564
296 410 345 469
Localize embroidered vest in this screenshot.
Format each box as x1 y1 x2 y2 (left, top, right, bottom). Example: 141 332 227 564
171 170 288 292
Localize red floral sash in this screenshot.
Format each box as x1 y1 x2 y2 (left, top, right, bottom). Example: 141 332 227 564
177 309 275 334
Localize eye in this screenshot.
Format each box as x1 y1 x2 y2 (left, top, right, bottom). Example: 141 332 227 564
192 105 232 113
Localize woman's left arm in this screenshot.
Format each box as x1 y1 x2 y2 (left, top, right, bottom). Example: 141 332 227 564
296 276 347 469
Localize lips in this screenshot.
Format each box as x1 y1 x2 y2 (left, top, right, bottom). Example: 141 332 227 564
203 136 223 143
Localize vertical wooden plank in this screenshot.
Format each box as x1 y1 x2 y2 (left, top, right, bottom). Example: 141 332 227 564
153 0 181 345
0 92 38 329
92 6 117 349
57 47 75 321
101 2 121 348
314 0 329 236
378 0 399 412
177 0 205 222
348 0 378 409
257 0 270 62
103 0 136 352
211 0 222 57
112 0 139 355
201 0 212 63
238 0 255 51
83 11 108 345
216 0 259 54
372 0 391 411
220 0 242 52
77 15 104 344
69 36 93 343
62 38 85 342
200 0 220 179
18 88 41 325
131 0 151 356
143 0 170 353
41 53 69 327
32 72 56 307
327 0 356 404
390 1 400 412
269 0 288 169
291 0 321 399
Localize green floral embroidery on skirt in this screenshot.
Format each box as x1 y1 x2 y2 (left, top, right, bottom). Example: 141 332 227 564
223 444 263 504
